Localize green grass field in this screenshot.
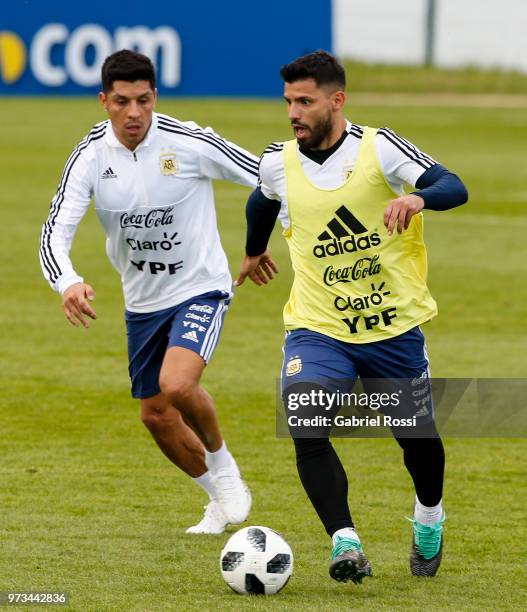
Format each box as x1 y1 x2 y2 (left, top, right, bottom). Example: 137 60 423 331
1 95 526 611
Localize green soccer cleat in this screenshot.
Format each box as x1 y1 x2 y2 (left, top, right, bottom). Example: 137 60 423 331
409 515 445 577
329 536 373 584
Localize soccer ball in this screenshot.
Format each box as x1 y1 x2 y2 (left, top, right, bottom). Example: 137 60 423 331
220 526 293 595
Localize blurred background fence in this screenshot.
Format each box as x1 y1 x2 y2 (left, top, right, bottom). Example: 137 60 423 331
334 0 527 72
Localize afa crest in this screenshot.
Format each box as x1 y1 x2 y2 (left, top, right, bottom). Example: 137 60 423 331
342 164 353 181
160 153 178 176
286 357 302 376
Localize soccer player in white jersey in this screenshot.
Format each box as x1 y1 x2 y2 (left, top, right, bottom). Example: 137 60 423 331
40 50 261 534
236 51 467 582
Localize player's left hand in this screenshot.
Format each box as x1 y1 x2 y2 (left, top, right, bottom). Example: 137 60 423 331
234 249 279 287
384 194 425 235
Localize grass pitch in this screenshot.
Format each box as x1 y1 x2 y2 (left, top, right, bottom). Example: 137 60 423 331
0 96 526 611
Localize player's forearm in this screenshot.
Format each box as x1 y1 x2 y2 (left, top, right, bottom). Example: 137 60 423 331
413 164 468 211
245 188 281 256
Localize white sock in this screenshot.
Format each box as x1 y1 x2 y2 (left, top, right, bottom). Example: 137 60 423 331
205 441 235 473
192 471 216 500
414 496 443 526
332 527 361 546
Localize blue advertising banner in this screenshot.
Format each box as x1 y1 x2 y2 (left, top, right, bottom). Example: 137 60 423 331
0 0 332 96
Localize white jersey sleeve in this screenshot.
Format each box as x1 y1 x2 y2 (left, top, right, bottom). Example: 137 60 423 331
258 143 284 202
200 127 259 186
258 144 292 231
39 126 101 294
165 119 259 187
375 127 438 191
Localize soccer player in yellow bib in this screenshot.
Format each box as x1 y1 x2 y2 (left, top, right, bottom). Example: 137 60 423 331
236 51 468 583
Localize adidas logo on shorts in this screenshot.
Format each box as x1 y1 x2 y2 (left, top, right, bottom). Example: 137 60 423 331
181 330 199 343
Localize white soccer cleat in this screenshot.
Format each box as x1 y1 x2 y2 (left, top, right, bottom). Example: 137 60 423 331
185 500 229 535
210 467 252 525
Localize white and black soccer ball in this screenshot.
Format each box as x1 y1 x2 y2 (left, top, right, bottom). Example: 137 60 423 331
220 526 293 595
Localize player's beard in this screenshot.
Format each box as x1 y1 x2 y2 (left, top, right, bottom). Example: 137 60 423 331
296 110 333 150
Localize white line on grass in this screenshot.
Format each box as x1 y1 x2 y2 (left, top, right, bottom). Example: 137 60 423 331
427 213 527 227
349 93 527 108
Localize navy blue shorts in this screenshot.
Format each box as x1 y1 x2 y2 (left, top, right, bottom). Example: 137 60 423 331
125 291 230 399
282 327 433 423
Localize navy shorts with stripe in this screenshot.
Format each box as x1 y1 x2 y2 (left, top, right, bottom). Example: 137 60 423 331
282 326 433 423
125 291 230 399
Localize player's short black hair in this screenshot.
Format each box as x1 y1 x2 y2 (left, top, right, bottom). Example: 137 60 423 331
101 50 156 92
280 50 346 90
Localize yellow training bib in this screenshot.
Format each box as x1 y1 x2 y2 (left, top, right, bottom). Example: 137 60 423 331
282 127 437 343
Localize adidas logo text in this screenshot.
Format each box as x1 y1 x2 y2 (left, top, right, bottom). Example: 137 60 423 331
313 205 380 259
313 234 381 259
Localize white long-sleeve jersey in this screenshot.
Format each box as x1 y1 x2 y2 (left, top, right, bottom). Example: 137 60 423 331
40 112 259 313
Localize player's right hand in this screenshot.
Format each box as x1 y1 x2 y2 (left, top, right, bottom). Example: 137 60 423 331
62 282 97 328
234 250 279 287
